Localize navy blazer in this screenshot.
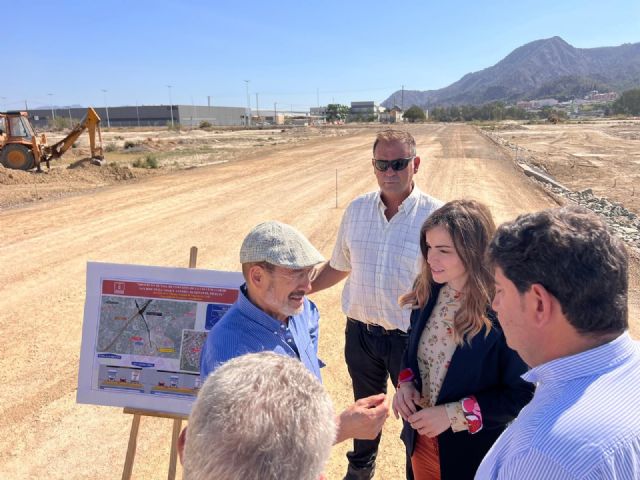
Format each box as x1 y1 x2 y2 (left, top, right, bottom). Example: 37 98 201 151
400 283 534 480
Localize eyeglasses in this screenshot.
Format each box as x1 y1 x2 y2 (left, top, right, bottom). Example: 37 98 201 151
263 265 319 283
373 157 414 172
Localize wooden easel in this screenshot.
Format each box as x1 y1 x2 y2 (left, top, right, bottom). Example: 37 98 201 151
121 246 199 480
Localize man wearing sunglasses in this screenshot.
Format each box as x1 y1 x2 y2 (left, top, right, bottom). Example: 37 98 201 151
198 220 389 445
312 129 443 480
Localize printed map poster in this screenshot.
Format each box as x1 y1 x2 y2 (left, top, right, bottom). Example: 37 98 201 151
77 262 243 416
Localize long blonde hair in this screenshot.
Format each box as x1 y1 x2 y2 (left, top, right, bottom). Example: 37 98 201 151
399 199 496 345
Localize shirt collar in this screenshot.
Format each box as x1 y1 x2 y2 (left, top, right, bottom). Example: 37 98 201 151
237 283 289 331
523 331 638 384
376 182 422 215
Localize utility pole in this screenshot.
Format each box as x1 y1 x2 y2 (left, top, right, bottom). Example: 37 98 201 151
48 93 55 120
68 108 73 126
401 85 404 111
244 80 251 127
101 89 110 128
317 88 320 107
274 102 277 125
135 101 141 127
167 85 174 127
255 92 259 124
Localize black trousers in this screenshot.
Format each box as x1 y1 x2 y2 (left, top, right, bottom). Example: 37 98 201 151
345 317 413 478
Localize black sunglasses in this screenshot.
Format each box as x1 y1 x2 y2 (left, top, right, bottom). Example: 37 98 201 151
373 157 414 172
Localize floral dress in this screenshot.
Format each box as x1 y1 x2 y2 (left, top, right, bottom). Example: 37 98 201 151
416 284 469 431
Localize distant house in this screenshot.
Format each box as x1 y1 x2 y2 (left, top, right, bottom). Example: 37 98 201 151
584 90 618 102
380 105 404 123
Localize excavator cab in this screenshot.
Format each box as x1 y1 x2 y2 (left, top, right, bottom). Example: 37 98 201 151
0 112 39 170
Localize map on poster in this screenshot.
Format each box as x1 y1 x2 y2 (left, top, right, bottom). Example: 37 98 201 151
77 262 243 415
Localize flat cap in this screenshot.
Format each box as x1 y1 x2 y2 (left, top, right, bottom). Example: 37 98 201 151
239 221 324 269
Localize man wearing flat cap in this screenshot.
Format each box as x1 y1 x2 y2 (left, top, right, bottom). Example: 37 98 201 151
200 220 325 379
198 220 389 445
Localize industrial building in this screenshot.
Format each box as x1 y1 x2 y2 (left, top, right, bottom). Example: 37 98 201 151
27 105 247 128
349 101 383 121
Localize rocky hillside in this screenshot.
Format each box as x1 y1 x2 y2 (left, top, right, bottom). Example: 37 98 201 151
383 37 640 108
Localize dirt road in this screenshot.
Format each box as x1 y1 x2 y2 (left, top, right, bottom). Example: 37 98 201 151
1 124 638 479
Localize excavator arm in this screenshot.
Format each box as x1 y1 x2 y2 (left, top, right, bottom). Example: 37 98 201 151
43 107 104 167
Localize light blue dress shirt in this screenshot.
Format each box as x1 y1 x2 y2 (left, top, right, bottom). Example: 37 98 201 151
476 332 640 479
200 284 322 381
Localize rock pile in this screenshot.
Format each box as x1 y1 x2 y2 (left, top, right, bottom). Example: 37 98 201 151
481 129 640 252
544 185 639 250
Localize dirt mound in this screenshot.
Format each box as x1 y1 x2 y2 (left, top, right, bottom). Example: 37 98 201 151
103 163 136 181
0 165 33 185
0 161 141 209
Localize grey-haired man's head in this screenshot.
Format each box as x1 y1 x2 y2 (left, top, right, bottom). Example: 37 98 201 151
183 352 336 480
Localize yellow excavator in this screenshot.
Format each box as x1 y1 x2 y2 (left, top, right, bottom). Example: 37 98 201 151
0 107 104 171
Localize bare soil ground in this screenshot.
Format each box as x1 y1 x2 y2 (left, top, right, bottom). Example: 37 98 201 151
1 123 638 479
0 126 354 209
485 120 640 214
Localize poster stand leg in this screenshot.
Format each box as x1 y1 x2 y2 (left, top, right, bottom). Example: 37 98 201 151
168 417 183 479
121 412 141 480
120 247 198 480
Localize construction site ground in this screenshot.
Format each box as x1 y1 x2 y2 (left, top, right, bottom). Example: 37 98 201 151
1 121 638 479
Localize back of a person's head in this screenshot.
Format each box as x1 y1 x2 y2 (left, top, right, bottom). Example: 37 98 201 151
488 205 628 335
184 352 335 480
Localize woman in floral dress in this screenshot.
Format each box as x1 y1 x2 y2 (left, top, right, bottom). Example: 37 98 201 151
392 199 534 480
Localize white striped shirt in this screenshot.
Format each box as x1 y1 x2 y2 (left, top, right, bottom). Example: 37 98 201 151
476 332 640 480
330 186 442 331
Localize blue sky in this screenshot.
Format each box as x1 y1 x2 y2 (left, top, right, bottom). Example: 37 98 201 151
4 0 639 111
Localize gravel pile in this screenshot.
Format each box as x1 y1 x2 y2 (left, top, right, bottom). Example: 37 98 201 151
482 129 640 252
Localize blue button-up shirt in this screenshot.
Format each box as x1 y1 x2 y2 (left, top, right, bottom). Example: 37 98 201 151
200 284 322 381
476 332 640 479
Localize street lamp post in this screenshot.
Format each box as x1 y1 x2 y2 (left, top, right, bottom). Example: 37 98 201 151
101 89 111 128
244 80 251 127
167 85 174 127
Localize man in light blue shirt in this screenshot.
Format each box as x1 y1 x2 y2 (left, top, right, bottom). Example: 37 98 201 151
199 220 389 444
476 206 640 479
201 220 325 379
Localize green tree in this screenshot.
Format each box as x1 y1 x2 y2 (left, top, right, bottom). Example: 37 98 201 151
612 89 640 116
403 105 426 122
325 104 349 122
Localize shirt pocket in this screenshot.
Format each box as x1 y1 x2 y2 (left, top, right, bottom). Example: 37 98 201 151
399 239 422 274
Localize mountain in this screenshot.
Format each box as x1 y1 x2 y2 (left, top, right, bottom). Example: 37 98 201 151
382 37 640 108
